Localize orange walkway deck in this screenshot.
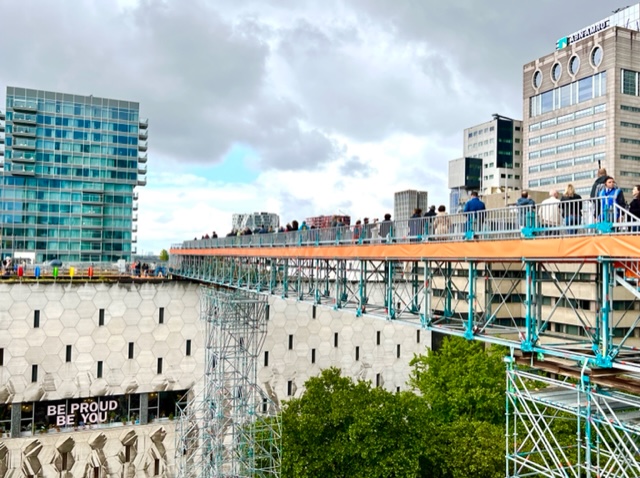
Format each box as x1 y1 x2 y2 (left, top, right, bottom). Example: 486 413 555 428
171 235 640 261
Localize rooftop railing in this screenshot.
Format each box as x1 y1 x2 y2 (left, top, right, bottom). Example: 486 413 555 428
173 198 640 251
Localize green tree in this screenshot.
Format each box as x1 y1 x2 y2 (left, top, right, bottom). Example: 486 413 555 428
159 249 169 261
282 367 434 478
409 336 506 425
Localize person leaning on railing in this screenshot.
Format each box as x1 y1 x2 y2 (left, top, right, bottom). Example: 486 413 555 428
560 184 582 234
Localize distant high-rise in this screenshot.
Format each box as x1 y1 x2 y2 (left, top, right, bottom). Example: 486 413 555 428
463 114 524 195
394 190 428 236
0 87 147 263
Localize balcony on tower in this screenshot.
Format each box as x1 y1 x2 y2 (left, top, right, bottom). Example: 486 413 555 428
138 164 147 175
132 202 138 211
139 118 148 129
0 111 5 121
12 112 37 125
13 138 36 150
13 125 36 138
132 235 138 243
133 191 139 201
138 153 147 163
132 225 138 233
139 129 148 141
10 164 35 176
137 175 147 186
12 99 37 113
138 141 148 152
132 213 138 222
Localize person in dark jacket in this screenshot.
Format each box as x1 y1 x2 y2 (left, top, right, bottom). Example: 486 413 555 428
516 191 536 228
379 213 393 242
424 206 437 218
630 185 640 217
463 191 485 235
630 185 640 231
408 208 422 241
590 168 608 198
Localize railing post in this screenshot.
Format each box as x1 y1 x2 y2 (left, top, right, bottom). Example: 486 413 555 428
522 210 536 238
595 259 614 367
444 262 453 320
282 259 289 299
522 260 537 352
465 214 475 240
464 260 476 339
421 260 432 328
385 261 395 319
357 260 367 316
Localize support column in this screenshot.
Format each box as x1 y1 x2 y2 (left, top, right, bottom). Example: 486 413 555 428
10 403 21 439
139 393 149 425
444 262 453 320
421 260 432 328
596 259 614 367
357 260 367 316
464 260 476 339
522 260 537 352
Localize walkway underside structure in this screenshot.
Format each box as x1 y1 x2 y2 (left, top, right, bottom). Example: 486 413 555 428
175 288 281 478
171 234 640 478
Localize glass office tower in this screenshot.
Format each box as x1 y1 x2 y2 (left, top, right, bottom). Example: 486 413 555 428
0 87 147 263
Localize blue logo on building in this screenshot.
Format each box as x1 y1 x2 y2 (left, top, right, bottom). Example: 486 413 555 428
556 36 568 50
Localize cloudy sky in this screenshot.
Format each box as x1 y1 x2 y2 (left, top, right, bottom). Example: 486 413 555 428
0 0 614 253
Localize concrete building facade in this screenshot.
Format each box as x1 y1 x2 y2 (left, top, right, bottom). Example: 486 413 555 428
523 8 640 197
0 279 430 476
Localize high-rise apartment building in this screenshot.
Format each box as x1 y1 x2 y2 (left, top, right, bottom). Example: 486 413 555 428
0 87 147 263
394 190 428 222
463 114 524 195
231 212 280 232
523 4 640 197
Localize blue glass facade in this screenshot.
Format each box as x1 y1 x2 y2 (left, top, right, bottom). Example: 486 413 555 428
0 87 148 263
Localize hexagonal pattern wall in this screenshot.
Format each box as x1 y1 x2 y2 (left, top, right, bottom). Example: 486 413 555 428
0 280 433 477
0 281 204 403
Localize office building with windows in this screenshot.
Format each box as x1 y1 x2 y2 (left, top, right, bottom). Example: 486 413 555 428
448 157 482 212
463 114 523 195
523 4 640 196
0 87 148 263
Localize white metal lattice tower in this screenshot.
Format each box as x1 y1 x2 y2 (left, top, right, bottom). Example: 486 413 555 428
506 359 640 478
176 287 281 478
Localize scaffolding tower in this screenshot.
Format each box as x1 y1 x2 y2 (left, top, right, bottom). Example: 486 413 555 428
176 287 281 478
506 357 640 477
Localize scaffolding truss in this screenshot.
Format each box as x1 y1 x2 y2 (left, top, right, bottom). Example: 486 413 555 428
506 359 640 478
176 287 281 478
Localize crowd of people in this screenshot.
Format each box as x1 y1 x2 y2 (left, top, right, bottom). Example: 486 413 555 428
193 169 640 243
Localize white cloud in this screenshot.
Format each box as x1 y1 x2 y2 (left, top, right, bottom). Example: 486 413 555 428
0 0 613 255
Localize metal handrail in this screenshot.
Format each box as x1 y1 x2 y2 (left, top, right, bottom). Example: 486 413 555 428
172 197 640 251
